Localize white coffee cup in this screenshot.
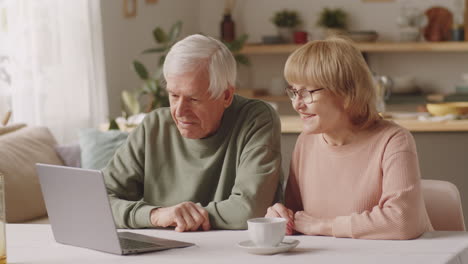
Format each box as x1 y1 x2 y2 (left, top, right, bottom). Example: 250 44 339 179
247 217 286 247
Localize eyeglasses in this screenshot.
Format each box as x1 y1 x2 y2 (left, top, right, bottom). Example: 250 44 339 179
285 86 325 104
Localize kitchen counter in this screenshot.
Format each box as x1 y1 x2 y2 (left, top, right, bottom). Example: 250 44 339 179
280 115 468 133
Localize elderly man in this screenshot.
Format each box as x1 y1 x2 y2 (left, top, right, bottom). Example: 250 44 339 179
103 34 283 232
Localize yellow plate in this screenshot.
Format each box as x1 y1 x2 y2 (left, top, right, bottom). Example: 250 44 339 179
426 102 468 116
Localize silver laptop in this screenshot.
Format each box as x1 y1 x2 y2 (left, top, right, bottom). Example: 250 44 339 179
36 163 194 255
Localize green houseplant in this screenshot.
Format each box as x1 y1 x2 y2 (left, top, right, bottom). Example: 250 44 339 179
120 21 183 118
120 21 250 120
271 9 301 43
317 8 348 37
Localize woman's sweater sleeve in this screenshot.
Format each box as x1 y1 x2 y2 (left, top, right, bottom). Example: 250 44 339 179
331 130 433 240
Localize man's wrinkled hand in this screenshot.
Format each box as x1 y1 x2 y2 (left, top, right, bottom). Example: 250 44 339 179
150 202 211 232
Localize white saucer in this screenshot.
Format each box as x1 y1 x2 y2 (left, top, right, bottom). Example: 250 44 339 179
237 239 300 255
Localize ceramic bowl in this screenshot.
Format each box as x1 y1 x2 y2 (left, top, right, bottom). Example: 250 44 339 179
347 31 378 42
426 102 468 116
262 35 284 44
399 27 420 42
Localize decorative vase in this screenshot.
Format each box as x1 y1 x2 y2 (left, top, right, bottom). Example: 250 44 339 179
277 27 294 43
221 13 235 42
399 26 420 42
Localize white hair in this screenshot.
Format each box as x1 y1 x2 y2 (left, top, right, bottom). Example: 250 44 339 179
163 34 237 99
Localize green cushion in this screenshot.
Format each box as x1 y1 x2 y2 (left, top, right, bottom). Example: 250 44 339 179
79 129 129 170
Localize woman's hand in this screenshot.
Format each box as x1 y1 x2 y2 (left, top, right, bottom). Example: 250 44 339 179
265 203 295 235
294 211 332 236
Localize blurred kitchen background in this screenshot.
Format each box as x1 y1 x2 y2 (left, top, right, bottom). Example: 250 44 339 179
1 0 467 120
99 0 468 117
1 0 468 222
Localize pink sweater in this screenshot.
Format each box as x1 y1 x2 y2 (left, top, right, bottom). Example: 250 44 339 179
286 120 433 239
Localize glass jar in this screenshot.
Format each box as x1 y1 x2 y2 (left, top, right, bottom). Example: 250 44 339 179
374 75 393 113
0 174 6 264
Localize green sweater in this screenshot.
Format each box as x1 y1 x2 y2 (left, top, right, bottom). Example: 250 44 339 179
103 95 283 229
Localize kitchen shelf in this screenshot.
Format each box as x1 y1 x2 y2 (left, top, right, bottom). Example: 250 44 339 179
240 42 468 55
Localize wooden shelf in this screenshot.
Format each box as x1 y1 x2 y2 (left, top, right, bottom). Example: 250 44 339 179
358 42 468 52
240 42 468 55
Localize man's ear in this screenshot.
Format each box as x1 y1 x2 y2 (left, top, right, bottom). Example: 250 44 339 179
223 85 235 108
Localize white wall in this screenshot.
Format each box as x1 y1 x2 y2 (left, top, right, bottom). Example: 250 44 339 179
200 0 468 95
100 0 200 118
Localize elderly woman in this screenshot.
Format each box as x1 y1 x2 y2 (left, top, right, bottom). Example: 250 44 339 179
265 37 433 239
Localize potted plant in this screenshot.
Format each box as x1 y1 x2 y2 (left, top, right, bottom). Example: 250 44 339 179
317 8 348 37
271 9 301 43
120 21 183 120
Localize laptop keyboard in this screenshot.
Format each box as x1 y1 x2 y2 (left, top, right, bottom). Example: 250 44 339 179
119 237 161 249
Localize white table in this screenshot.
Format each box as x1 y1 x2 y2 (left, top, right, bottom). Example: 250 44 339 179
6 224 468 264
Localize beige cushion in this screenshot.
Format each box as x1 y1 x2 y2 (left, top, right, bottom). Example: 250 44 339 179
0 123 26 136
0 127 64 222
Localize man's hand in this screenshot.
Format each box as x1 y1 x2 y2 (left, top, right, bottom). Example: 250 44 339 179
294 211 332 236
265 203 294 235
150 202 211 232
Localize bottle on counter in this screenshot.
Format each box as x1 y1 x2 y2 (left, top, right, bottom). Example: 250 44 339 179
0 174 6 264
452 14 465 41
455 73 468 94
221 8 235 43
452 0 465 41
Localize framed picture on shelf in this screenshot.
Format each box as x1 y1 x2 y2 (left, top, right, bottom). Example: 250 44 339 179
123 0 137 18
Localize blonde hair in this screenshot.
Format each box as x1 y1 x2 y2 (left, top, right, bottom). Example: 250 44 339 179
284 36 380 129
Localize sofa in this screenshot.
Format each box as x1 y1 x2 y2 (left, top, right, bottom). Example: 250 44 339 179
0 125 128 224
